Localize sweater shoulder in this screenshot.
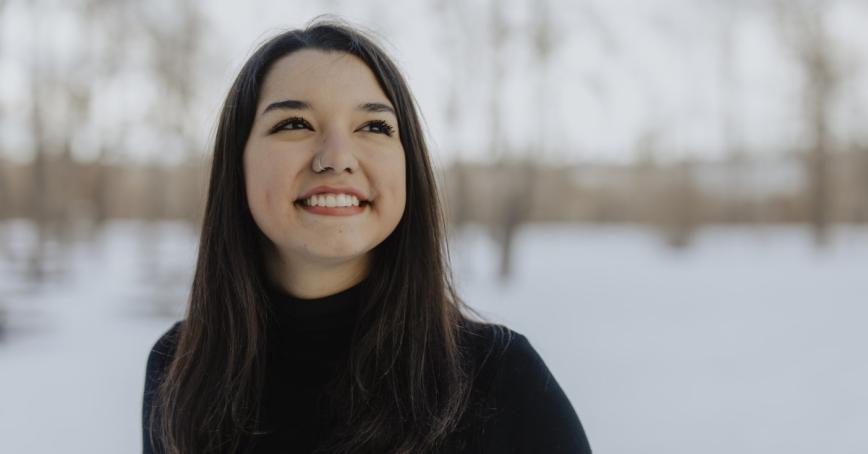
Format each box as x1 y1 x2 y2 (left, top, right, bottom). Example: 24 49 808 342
458 319 537 387
142 320 183 454
461 320 563 376
144 320 183 391
459 319 519 362
456 319 593 453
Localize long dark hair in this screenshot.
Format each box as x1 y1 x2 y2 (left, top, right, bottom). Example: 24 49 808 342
149 20 482 453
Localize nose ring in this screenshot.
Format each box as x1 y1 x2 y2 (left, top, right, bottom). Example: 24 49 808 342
314 157 333 173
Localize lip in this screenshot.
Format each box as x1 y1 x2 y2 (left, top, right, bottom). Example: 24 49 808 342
296 185 370 202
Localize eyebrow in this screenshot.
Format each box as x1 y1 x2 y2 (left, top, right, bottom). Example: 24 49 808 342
359 102 396 115
261 99 396 116
262 99 310 114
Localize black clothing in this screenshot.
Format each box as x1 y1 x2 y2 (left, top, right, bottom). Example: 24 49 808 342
142 281 592 453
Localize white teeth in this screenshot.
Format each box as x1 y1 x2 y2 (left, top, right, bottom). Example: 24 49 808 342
302 193 361 208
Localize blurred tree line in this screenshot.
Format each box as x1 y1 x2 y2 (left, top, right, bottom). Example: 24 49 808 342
1 0 867 288
0 0 206 288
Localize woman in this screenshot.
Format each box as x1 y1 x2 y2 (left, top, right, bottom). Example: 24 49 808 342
142 20 592 454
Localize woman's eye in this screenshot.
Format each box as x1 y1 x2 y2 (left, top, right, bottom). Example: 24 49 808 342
360 120 395 137
271 117 313 133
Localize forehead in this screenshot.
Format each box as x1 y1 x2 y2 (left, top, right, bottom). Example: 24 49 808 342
258 49 390 110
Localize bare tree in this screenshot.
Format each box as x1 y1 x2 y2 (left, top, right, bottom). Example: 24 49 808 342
774 0 842 246
494 0 556 280
433 0 472 232
482 0 518 280
84 0 131 226
487 0 508 162
140 0 205 222
660 159 701 248
0 0 8 222
710 0 757 224
0 0 8 339
26 2 51 282
860 141 868 221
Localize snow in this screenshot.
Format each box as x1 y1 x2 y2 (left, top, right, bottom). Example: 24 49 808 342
1 221 866 453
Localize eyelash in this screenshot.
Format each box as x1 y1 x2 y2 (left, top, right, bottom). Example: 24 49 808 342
361 120 395 137
270 117 312 133
269 117 395 137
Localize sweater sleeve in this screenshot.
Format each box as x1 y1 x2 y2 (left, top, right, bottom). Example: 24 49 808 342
485 331 592 454
142 321 182 454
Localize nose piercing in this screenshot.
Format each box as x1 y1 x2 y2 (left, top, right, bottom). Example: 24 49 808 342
314 157 333 173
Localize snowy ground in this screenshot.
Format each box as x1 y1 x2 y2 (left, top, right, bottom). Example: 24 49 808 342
1 221 866 453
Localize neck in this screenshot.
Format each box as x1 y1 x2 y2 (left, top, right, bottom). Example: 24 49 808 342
266 248 370 299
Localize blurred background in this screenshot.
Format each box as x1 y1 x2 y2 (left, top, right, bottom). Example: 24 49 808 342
1 0 866 452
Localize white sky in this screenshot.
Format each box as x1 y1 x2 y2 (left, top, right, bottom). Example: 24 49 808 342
1 0 868 164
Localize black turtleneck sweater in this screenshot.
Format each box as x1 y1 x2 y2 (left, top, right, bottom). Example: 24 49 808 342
142 281 592 453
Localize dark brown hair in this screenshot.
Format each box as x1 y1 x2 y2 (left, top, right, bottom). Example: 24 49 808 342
149 19 482 453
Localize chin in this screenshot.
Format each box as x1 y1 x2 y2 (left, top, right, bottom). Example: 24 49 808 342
304 244 372 264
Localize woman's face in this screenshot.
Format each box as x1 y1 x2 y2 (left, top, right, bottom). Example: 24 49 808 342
243 49 406 280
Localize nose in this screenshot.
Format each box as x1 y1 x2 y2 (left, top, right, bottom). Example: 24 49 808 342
312 128 359 174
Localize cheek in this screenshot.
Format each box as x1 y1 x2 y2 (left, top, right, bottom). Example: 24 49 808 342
370 150 406 210
395 158 407 208
396 176 407 210
249 175 278 217
243 151 278 222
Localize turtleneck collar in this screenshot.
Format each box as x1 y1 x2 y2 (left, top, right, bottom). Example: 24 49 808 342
262 278 367 391
265 279 366 336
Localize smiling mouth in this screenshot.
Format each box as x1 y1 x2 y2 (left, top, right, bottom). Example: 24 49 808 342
293 199 373 208
294 191 373 207
292 199 370 217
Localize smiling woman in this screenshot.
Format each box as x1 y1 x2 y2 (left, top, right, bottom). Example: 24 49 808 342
244 49 407 299
141 20 592 454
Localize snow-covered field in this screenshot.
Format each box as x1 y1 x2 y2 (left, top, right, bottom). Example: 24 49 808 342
1 221 866 453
